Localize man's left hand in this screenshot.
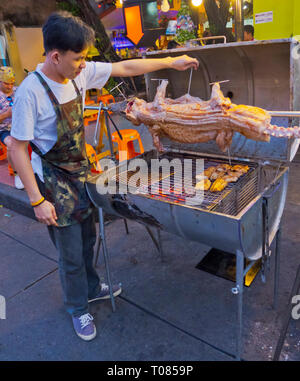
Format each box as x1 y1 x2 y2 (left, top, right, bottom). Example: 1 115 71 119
169 55 199 71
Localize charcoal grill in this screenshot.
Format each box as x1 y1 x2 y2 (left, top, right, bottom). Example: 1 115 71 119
111 150 259 216
85 39 300 360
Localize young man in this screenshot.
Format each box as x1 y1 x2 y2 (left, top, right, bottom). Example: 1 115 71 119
244 25 255 41
0 67 24 189
10 11 199 341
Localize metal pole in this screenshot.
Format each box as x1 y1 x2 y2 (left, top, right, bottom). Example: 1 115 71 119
235 249 244 361
123 219 129 235
268 111 300 117
98 207 116 312
157 228 165 262
261 197 271 282
144 226 165 261
145 226 161 253
273 225 281 310
234 0 244 42
94 235 102 267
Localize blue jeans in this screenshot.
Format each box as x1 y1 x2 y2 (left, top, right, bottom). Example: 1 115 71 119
0 130 10 144
35 175 101 317
47 211 101 317
35 172 101 316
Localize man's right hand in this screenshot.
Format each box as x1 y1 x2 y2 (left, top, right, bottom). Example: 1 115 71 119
33 200 58 226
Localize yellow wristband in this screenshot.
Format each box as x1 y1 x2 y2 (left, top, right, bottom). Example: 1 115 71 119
31 196 45 207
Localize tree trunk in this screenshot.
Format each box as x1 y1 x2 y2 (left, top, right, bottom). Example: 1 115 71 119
203 0 235 42
74 0 120 63
57 0 138 95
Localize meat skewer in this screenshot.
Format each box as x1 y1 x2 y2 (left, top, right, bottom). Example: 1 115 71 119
125 80 300 152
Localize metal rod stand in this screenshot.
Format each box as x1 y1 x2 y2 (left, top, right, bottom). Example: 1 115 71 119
235 249 244 361
124 219 129 235
145 226 165 262
273 225 281 310
95 207 116 312
156 228 165 262
95 218 129 265
261 197 271 283
94 234 102 267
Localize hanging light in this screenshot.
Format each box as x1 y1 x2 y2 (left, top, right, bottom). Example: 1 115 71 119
161 0 170 12
192 0 203 6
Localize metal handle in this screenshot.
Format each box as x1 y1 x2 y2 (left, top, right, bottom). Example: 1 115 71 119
268 111 300 117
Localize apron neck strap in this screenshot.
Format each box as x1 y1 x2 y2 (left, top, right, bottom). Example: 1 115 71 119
33 71 59 106
33 71 82 104
71 79 81 97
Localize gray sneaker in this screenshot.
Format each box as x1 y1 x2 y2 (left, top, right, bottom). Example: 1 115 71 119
72 313 96 341
88 283 122 303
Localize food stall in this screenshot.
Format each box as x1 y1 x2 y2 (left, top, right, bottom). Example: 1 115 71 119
86 38 300 360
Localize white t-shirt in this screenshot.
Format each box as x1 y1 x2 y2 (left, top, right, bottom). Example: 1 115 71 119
11 61 112 182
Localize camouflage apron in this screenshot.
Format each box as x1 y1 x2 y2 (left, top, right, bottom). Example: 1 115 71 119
30 71 93 227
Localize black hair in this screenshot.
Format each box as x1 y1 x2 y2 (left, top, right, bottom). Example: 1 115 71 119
244 25 254 36
42 11 95 54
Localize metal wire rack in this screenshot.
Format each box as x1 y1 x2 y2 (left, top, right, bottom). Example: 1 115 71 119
111 151 259 216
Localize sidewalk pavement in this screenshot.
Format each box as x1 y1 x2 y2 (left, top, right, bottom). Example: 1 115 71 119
0 121 299 361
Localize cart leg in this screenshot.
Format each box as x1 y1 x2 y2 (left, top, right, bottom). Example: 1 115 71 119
156 228 165 262
93 235 102 267
261 199 267 283
98 207 116 312
235 249 244 361
273 225 281 310
144 226 165 262
123 219 129 235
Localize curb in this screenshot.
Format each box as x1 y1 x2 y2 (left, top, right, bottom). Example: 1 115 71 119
0 182 114 224
0 182 36 220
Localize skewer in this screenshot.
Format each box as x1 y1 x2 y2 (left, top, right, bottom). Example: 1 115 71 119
109 81 127 100
109 81 124 94
268 111 300 117
151 78 168 86
227 148 232 166
209 80 230 85
187 68 193 94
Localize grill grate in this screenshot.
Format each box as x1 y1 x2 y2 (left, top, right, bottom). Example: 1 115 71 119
112 152 259 216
